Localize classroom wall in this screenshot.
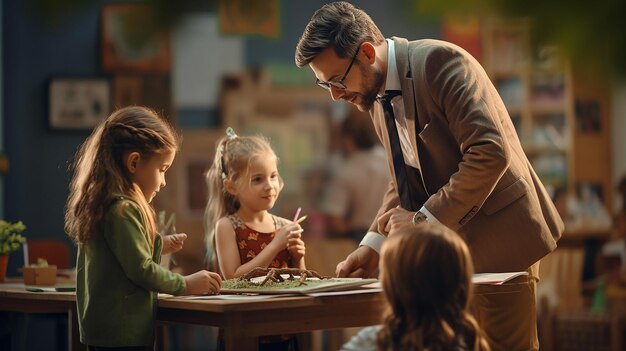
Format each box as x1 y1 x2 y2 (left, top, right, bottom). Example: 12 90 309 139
0 0 4 219
2 1 103 274
612 81 626 209
0 0 440 275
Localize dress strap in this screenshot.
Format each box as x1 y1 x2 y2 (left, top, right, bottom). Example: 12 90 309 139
272 215 290 230
226 213 245 230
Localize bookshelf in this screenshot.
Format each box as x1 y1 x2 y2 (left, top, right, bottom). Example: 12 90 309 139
482 18 612 234
483 19 573 195
482 20 615 330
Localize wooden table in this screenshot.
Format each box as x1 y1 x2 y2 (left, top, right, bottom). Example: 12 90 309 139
157 290 385 351
0 281 84 351
0 282 385 351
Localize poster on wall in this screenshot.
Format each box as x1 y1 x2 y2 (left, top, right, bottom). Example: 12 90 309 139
48 77 111 130
101 4 171 72
218 0 280 38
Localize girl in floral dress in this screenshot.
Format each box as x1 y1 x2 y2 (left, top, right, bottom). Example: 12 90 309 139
205 128 305 351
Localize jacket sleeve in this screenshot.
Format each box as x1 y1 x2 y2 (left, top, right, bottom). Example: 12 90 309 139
421 45 510 231
103 200 186 295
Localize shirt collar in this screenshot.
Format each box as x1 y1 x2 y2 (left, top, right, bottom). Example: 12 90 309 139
384 38 401 92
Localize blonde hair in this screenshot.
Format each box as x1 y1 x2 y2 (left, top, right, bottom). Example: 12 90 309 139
377 223 490 351
65 106 179 244
204 133 281 269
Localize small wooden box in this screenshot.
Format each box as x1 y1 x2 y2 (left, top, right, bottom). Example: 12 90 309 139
22 265 57 286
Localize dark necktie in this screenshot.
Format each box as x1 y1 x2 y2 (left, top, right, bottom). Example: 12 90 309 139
378 90 416 210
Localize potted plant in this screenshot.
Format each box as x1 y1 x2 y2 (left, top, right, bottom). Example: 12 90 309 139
0 220 27 282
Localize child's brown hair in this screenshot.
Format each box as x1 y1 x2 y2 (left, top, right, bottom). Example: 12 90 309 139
65 106 179 244
377 222 490 351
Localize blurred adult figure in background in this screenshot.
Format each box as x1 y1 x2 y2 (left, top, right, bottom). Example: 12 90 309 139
320 109 389 243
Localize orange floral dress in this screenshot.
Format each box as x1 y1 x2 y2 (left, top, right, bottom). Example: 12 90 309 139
227 214 293 272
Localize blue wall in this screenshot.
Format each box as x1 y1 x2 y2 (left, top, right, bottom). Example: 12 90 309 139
1 0 440 276
2 1 104 274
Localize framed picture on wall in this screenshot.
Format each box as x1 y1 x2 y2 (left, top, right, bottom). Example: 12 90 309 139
48 77 111 130
101 4 171 72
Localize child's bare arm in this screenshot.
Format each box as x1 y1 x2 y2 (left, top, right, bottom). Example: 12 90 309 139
215 218 301 279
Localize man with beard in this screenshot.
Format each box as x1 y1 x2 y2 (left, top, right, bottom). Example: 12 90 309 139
294 2 563 351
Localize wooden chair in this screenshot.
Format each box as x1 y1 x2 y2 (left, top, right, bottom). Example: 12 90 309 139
304 238 358 277
27 239 71 269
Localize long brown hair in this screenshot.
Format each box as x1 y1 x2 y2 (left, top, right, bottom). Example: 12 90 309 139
377 223 490 351
65 106 179 244
295 1 385 67
204 132 281 269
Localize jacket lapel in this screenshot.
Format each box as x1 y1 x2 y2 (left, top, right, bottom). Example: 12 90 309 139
392 37 420 167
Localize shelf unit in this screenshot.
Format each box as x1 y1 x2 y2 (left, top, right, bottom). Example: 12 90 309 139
483 18 613 231
483 18 575 197
481 18 614 322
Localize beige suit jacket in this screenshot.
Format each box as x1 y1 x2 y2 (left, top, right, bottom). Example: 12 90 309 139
369 37 563 273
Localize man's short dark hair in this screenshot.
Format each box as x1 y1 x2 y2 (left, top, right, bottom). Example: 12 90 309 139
295 1 385 67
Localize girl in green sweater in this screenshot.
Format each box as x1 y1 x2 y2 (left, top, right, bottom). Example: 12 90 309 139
65 106 221 350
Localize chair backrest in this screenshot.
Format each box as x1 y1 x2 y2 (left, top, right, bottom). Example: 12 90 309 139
305 238 358 277
28 239 71 269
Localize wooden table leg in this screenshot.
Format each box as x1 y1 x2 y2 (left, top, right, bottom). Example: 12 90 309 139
155 323 165 351
223 313 257 351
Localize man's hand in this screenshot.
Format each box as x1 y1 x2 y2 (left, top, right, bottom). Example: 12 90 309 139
377 207 413 235
336 245 379 278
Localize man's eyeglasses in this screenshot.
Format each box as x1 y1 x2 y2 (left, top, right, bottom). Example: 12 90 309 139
316 49 358 91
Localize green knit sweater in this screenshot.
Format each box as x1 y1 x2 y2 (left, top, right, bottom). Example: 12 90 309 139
76 195 186 347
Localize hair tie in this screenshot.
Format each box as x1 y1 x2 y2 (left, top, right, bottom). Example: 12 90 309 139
226 127 237 140
220 127 237 180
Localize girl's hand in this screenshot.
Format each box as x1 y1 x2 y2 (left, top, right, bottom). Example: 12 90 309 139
272 223 301 250
287 231 306 262
162 233 187 255
183 270 222 295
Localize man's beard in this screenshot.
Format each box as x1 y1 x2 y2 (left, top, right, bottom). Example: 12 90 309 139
357 63 385 111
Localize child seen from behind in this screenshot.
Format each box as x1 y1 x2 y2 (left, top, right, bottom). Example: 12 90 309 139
65 106 222 351
342 222 490 351
205 128 305 351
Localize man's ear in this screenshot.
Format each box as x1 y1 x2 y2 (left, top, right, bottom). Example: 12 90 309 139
125 151 141 174
361 42 377 64
223 179 237 196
